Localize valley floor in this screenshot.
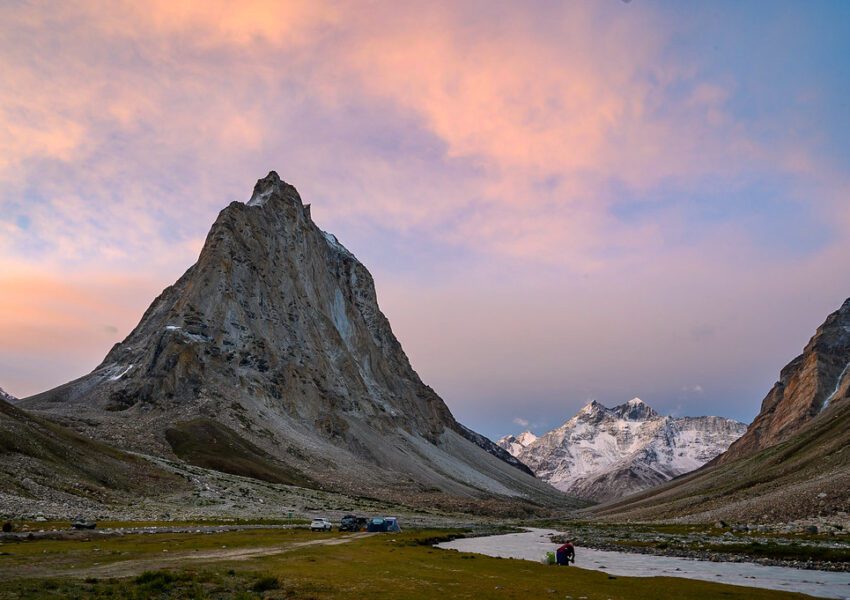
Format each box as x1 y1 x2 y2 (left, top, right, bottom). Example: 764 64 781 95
0 525 822 599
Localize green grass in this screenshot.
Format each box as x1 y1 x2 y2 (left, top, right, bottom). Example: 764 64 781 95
9 517 310 532
0 528 318 575
0 528 814 599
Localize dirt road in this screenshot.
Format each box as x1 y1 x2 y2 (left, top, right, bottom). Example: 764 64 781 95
3 532 373 580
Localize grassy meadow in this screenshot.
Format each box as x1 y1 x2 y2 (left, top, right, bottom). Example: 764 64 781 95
0 526 815 599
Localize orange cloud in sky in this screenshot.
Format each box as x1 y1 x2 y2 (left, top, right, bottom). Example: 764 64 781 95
1 1 849 428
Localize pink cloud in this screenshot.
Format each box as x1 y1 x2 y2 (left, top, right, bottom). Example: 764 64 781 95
1 1 848 429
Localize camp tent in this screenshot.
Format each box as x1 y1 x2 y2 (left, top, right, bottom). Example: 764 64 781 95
366 517 401 532
367 518 386 532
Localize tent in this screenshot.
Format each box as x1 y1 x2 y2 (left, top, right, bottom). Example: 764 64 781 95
366 517 386 532
384 517 401 532
366 517 401 532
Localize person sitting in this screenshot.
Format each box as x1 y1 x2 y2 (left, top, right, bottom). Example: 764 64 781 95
556 540 575 566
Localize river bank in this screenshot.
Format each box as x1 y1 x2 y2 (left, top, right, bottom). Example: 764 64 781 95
438 528 850 599
547 522 850 572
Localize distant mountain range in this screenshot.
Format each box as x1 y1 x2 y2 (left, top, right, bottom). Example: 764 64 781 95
594 298 850 523
498 398 746 502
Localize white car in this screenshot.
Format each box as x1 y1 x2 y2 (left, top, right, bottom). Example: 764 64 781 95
310 518 333 532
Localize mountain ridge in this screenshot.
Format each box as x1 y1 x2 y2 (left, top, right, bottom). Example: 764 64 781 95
498 398 746 502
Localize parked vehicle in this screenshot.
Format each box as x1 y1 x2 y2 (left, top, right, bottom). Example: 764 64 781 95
339 514 367 532
71 517 96 530
310 518 333 532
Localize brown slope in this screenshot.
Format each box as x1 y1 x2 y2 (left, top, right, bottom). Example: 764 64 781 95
21 172 568 511
0 398 187 513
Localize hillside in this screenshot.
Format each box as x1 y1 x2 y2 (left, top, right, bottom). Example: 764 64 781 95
0 398 187 517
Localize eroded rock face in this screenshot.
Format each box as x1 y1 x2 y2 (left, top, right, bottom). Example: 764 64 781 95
720 298 850 463
21 172 561 510
499 398 746 502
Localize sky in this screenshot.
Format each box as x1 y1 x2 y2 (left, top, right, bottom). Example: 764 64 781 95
1 1 850 441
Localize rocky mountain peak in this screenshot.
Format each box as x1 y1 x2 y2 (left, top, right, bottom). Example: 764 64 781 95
516 431 538 445
0 386 15 402
720 296 850 463
577 399 604 416
21 171 560 510
611 397 658 421
500 399 747 501
247 170 301 208
496 430 538 457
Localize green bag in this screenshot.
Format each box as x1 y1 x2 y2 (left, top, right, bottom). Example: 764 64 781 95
545 551 556 565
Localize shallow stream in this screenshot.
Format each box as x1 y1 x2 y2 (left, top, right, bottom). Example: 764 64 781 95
436 528 850 599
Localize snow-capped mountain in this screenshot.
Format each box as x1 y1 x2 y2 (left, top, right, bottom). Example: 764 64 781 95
498 431 538 456
498 398 746 502
0 386 15 402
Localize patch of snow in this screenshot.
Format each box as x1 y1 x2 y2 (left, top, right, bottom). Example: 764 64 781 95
109 364 134 381
165 326 209 344
321 231 355 259
821 360 850 412
497 431 538 456
247 188 273 207
330 288 352 344
516 431 538 446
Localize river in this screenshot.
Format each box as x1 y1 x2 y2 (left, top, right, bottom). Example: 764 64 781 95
436 528 850 599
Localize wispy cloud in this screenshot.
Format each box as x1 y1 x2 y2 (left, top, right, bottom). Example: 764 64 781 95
1 2 849 437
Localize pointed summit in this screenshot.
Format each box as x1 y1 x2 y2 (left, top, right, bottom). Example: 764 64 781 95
496 430 538 456
22 172 568 512
516 431 538 446
611 397 658 421
579 399 603 413
570 400 610 425
247 170 301 208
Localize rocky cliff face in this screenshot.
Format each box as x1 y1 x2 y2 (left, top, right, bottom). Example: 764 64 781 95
719 298 850 463
498 398 746 502
21 172 563 511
